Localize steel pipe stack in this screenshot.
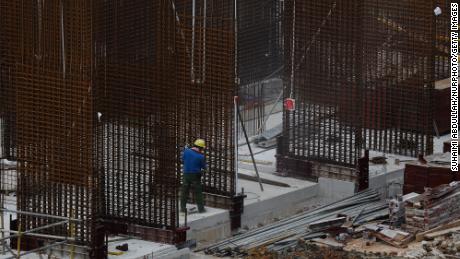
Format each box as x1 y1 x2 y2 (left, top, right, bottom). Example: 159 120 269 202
204 190 388 257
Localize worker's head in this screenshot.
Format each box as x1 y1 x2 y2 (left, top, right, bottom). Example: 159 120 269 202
193 139 206 150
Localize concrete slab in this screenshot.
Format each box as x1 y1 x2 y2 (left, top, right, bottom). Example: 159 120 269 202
108 239 189 259
179 206 230 246
238 169 319 229
180 167 321 246
0 239 190 259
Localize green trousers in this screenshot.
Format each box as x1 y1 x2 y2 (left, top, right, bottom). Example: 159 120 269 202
180 173 205 212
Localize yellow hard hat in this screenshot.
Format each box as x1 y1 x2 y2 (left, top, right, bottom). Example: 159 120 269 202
194 139 206 148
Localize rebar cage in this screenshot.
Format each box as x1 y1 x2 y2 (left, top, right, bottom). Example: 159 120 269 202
93 0 180 233
361 0 435 156
174 0 237 197
0 0 17 161
282 0 364 167
0 0 185 249
11 0 95 243
280 0 437 175
1 0 243 251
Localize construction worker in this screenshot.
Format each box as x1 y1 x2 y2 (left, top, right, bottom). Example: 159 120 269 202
180 139 207 213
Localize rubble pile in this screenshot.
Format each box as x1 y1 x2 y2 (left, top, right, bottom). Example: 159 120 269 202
363 224 412 248
405 232 460 258
248 241 403 259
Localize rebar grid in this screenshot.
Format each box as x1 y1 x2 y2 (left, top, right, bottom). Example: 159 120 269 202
361 0 435 156
93 0 180 229
2 0 243 248
0 0 18 160
435 0 451 79
10 0 95 244
237 0 283 86
281 0 436 172
283 0 363 167
175 0 237 196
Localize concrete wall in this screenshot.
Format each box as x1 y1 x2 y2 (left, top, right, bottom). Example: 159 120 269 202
186 211 231 246
369 169 404 199
240 177 359 231
241 184 320 229
318 177 356 204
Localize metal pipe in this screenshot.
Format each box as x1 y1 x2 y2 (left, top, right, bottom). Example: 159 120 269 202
2 230 75 241
59 0 66 79
49 247 89 257
289 0 296 98
234 0 238 83
203 190 385 255
4 240 68 259
202 0 207 83
257 90 283 135
0 220 69 243
2 241 16 257
191 0 196 82
1 193 5 255
234 96 239 194
0 209 82 222
236 104 263 192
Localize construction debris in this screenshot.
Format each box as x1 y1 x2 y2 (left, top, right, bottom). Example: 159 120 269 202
388 195 405 228
405 232 460 259
364 224 413 248
203 179 460 258
248 239 405 259
416 219 460 242
406 182 460 232
203 190 388 257
255 124 282 148
370 156 388 165
309 217 347 232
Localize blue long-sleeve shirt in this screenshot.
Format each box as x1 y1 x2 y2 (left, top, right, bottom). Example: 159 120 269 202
182 148 207 174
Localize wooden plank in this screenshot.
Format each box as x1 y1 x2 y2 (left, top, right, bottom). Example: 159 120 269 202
415 219 460 242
